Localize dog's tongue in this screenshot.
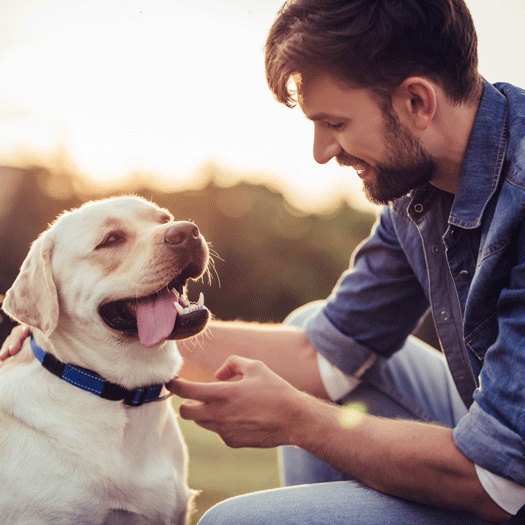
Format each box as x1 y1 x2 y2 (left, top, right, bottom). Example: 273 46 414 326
136 289 177 348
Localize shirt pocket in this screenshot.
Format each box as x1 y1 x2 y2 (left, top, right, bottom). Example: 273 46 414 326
465 313 499 361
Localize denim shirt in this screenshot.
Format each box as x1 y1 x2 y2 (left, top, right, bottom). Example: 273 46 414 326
305 80 525 486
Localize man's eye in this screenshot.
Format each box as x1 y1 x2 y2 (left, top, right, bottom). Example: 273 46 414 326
325 122 344 131
96 232 125 249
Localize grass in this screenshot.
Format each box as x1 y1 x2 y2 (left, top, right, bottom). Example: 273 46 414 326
172 397 281 524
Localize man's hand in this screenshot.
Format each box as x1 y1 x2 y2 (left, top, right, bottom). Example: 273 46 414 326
167 355 312 449
169 355 511 522
0 325 31 361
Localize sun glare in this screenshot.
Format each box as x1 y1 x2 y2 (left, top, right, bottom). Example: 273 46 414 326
1 1 268 174
1 0 524 212
338 402 367 429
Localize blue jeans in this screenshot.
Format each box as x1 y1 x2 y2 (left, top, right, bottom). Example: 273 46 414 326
198 302 522 524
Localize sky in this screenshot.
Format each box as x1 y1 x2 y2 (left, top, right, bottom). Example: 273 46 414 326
0 0 524 212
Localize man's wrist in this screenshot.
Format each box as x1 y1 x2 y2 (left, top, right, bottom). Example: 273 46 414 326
284 391 337 448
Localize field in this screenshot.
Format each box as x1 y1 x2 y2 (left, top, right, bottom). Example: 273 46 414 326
173 397 281 524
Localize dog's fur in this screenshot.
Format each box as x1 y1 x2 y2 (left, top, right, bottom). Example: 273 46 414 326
0 196 210 525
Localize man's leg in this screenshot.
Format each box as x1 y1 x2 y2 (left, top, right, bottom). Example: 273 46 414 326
197 480 494 525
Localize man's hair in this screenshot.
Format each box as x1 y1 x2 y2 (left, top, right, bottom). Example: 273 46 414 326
265 0 483 107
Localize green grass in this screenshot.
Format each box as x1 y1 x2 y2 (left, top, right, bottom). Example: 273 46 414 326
172 397 281 524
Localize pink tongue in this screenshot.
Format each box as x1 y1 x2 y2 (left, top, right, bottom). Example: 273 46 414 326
136 290 178 348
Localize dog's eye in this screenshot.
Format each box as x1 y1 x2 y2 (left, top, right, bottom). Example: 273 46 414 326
96 232 125 249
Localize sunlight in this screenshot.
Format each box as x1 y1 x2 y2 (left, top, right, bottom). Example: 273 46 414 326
0 0 524 214
1 1 272 177
338 402 367 429
0 0 376 213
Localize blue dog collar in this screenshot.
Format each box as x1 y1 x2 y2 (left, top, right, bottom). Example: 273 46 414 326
30 336 165 407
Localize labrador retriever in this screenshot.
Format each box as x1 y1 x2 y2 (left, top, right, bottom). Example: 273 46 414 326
0 196 210 525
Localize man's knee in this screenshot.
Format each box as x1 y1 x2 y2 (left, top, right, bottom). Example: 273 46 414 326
198 494 264 525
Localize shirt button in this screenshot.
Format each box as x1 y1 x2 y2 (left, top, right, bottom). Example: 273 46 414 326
440 310 450 321
459 270 470 282
431 244 439 254
414 203 424 213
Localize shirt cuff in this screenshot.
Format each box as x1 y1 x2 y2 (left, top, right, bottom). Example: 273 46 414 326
475 465 525 515
305 308 376 377
453 401 525 486
316 352 360 402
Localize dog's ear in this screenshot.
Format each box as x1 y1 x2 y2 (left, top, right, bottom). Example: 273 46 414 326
2 233 59 337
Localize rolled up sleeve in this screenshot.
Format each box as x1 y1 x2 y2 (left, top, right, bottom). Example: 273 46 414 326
306 308 377 378
454 402 525 486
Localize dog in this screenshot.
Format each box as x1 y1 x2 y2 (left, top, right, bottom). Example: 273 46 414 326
0 196 211 525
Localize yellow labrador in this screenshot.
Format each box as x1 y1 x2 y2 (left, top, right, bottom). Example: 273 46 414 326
0 196 210 525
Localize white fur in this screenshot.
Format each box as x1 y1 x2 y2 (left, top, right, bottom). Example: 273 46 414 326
0 196 204 525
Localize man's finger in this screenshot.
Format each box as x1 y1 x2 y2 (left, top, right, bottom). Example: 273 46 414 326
0 325 31 360
192 420 224 435
215 355 265 381
215 356 245 381
179 399 213 422
166 377 233 401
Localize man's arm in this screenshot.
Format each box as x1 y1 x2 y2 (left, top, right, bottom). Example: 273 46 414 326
169 357 513 524
294 395 512 523
178 320 330 399
0 320 330 399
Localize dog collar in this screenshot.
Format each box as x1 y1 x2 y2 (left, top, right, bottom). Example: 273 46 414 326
30 336 166 407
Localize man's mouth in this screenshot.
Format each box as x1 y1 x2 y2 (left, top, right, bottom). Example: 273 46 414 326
98 273 209 347
336 153 372 176
355 164 373 179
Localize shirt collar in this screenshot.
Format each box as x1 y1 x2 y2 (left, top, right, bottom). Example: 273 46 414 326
447 80 509 229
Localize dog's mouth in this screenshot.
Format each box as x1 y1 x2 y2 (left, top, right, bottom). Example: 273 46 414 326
98 269 209 347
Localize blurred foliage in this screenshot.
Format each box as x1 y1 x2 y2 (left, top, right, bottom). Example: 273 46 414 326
0 163 438 348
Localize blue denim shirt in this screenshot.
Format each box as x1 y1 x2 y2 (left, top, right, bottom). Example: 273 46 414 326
305 80 525 486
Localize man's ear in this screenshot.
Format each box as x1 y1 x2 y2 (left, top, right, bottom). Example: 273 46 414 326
394 77 437 131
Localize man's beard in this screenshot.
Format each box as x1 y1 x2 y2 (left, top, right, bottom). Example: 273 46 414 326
337 105 437 206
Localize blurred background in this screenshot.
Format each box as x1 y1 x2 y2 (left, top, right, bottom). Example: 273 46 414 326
1 1 524 522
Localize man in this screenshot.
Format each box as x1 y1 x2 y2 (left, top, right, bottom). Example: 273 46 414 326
2 0 524 523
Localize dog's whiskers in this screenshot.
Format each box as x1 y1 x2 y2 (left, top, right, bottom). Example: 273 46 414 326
179 327 210 354
206 250 221 288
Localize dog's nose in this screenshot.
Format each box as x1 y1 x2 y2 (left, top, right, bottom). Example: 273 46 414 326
164 222 200 249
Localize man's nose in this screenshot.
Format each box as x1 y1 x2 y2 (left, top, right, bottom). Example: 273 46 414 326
312 125 342 164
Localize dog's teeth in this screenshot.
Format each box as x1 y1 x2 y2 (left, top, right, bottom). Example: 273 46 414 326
180 296 190 308
174 302 185 315
175 295 206 316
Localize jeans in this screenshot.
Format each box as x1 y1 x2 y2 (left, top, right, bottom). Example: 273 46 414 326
198 302 523 524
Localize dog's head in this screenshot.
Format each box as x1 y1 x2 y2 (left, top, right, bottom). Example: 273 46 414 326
2 196 210 354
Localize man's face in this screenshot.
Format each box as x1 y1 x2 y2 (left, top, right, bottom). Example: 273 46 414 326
297 74 436 205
